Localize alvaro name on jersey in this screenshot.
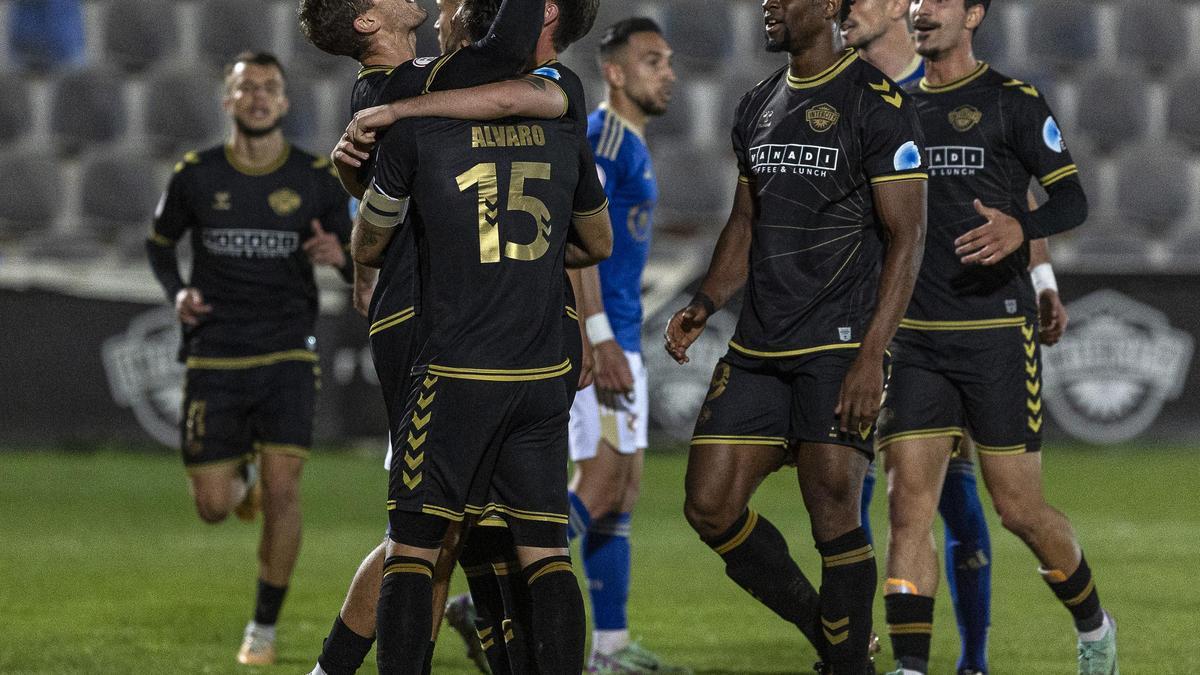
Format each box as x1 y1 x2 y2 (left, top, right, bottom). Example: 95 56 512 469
903 63 1082 327
730 49 927 358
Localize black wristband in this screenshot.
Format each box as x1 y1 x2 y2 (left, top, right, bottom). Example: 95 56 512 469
692 291 717 317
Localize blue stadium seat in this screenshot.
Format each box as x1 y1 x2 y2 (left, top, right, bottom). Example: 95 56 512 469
145 68 224 157
1114 144 1192 237
196 0 279 68
0 153 63 235
1166 69 1200 151
103 0 178 72
0 72 33 146
1115 1 1186 75
49 67 128 155
80 152 167 239
1074 67 1152 153
1025 1 1100 68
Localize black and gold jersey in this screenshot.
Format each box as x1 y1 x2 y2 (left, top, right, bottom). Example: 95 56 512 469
371 115 583 377
729 49 927 358
148 144 352 357
903 63 1081 328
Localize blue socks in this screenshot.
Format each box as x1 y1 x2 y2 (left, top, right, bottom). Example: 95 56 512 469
939 458 992 673
568 491 591 542
582 512 632 634
860 462 877 544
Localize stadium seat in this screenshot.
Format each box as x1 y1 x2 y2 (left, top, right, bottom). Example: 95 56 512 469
1113 144 1192 238
0 153 63 236
1073 68 1152 153
1166 69 1200 151
49 67 128 155
664 1 735 73
1025 1 1100 68
196 0 279 69
79 152 168 240
103 0 178 72
145 68 225 157
973 1 1011 66
280 76 321 152
1115 1 1186 75
0 72 33 146
655 147 737 216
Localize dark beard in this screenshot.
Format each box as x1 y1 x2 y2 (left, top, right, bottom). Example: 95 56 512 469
765 26 791 52
630 91 667 118
235 118 283 138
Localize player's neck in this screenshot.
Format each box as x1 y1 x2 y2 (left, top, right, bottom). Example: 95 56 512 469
226 131 287 171
532 31 558 67
604 92 648 136
922 42 978 86
787 34 841 82
857 28 918 82
360 31 417 68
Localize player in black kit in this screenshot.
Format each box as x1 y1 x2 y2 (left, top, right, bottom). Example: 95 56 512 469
878 3 1117 675
663 1 927 672
354 52 611 673
146 52 352 667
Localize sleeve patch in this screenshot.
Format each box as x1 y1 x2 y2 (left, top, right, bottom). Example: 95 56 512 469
893 141 923 171
1042 116 1065 153
532 66 561 81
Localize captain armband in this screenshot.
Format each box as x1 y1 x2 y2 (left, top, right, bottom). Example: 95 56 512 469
359 183 410 229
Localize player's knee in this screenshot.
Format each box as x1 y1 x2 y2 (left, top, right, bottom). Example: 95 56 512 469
194 495 230 524
992 493 1040 540
683 491 737 541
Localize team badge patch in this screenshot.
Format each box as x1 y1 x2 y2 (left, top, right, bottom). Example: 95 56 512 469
413 56 437 67
838 327 853 342
532 66 561 81
948 105 983 132
893 141 923 171
268 188 302 216
1005 299 1018 314
805 103 840 132
1043 116 1065 153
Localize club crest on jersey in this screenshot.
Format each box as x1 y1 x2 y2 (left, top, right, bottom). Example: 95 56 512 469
948 105 983 132
838 327 853 342
805 103 840 132
268 188 302 216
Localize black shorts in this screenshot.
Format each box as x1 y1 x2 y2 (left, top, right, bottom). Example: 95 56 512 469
181 356 318 472
368 305 418 438
387 369 571 548
691 348 888 460
877 319 1042 455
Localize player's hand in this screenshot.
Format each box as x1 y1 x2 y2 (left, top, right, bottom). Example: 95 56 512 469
174 287 212 326
593 340 634 410
331 132 371 169
835 352 884 436
304 219 347 268
955 200 1025 266
352 268 375 319
347 104 401 146
577 325 595 390
664 303 710 365
1038 288 1069 346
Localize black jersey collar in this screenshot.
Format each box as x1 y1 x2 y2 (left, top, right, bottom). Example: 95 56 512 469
919 61 989 94
786 49 859 90
357 64 396 79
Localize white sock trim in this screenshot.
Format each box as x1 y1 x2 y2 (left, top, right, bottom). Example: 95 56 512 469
1078 612 1112 642
591 629 630 655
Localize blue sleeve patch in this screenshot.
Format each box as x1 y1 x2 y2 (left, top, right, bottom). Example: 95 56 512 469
1042 116 1064 153
532 66 561 81
893 141 923 171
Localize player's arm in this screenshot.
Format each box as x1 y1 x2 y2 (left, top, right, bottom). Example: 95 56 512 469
664 179 754 365
565 208 613 267
346 75 567 147
957 95 1088 265
1026 191 1068 345
567 269 595 390
352 124 414 268
837 178 927 432
330 133 370 199
453 0 545 77
146 163 211 326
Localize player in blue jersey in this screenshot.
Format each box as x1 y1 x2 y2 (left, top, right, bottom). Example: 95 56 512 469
841 3 1071 674
566 17 686 674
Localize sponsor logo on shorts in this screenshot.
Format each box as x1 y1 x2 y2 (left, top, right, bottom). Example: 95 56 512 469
1043 290 1194 444
101 307 186 446
1005 299 1018 314
838 327 852 342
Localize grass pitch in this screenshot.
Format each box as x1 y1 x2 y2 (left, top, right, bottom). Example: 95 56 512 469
0 444 1195 674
